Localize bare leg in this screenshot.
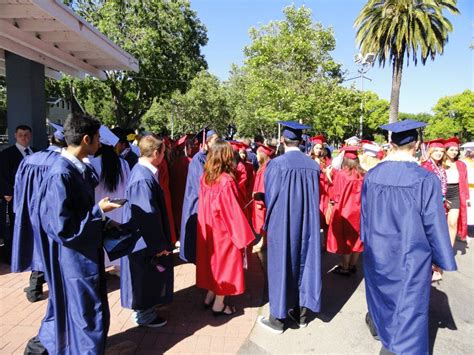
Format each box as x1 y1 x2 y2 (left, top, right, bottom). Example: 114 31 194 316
204 290 215 306
447 209 460 246
212 295 234 314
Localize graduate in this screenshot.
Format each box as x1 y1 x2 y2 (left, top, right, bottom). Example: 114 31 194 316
361 119 457 354
169 135 193 238
196 140 255 315
251 143 274 252
158 152 177 245
120 135 174 327
326 146 365 275
443 137 469 244
258 121 321 333
12 128 66 303
179 128 218 263
35 113 123 355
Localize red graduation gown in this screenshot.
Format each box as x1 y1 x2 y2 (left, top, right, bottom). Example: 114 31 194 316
327 168 364 254
158 159 177 244
252 161 268 236
456 160 469 240
317 157 332 228
196 173 254 295
170 155 191 237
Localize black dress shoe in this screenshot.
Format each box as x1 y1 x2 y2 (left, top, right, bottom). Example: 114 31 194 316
365 312 380 341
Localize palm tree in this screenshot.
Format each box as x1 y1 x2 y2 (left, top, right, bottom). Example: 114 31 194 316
354 0 460 123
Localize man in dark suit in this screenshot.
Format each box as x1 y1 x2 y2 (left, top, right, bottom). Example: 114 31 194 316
0 125 34 261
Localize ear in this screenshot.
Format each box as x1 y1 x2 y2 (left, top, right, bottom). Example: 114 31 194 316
83 134 91 145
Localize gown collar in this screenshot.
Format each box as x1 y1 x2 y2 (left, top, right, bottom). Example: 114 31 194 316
382 151 418 164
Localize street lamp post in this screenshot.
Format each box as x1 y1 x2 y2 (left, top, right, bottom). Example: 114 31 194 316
346 53 375 138
170 99 176 139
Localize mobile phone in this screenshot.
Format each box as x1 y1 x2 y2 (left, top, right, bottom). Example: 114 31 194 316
109 198 128 205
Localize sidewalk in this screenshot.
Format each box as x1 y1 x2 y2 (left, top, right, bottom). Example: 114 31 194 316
0 251 265 354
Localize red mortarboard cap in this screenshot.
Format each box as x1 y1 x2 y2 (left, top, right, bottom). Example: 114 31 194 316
427 139 445 148
173 134 191 149
444 137 461 148
256 143 275 157
340 146 359 160
309 135 326 145
228 140 246 151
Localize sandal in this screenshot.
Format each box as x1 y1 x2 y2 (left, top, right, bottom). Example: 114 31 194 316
348 265 357 273
212 304 237 317
203 296 215 309
332 265 351 276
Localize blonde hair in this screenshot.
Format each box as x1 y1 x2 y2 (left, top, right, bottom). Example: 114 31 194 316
139 135 164 158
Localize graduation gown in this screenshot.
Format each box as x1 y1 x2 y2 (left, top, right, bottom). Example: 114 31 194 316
196 173 255 295
179 151 206 263
317 157 332 228
170 155 191 237
120 163 174 310
158 159 177 244
11 146 61 273
36 156 109 355
252 161 269 236
361 160 457 354
455 160 469 240
326 168 364 254
264 150 321 319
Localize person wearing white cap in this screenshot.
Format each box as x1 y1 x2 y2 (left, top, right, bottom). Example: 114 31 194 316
360 141 382 171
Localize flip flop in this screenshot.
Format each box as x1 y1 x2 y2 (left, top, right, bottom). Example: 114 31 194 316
212 304 236 317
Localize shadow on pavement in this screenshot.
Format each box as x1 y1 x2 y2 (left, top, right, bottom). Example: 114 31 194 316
428 286 457 354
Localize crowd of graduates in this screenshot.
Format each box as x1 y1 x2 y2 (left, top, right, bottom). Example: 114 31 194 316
0 112 473 355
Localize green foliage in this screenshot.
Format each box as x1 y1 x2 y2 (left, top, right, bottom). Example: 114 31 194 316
425 90 474 140
142 70 231 137
54 0 208 128
355 0 460 123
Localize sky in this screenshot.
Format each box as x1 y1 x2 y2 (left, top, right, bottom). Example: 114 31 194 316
190 0 473 114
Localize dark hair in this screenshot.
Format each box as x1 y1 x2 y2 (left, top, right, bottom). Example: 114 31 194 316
254 135 264 144
284 137 300 147
111 127 129 145
95 144 123 192
204 139 236 185
51 135 67 148
15 125 32 132
64 113 101 146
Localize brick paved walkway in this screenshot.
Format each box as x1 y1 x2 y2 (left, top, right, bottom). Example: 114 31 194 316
0 252 265 354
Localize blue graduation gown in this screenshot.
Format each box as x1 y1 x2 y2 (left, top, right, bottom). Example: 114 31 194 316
36 156 109 355
264 150 321 319
120 163 174 310
179 150 206 263
361 161 457 354
11 146 61 273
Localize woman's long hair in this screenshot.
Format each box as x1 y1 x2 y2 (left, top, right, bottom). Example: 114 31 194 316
342 157 365 177
204 139 236 185
95 144 123 192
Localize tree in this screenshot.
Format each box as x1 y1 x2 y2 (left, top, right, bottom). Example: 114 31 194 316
355 0 460 123
60 0 208 128
226 5 342 138
425 90 474 140
142 70 231 136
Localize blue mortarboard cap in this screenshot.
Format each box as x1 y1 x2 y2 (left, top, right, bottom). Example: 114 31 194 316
53 130 65 141
195 125 217 143
99 125 120 147
380 119 427 145
278 121 311 140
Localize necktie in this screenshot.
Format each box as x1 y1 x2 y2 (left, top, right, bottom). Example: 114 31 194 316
24 148 31 156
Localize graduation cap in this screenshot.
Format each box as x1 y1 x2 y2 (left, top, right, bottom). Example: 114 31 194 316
444 137 461 148
111 127 128 143
380 119 427 146
277 121 311 141
195 125 217 144
256 143 275 157
173 134 193 149
228 140 248 151
99 125 120 147
361 141 381 157
309 135 326 145
344 136 360 146
47 120 65 142
340 146 359 160
103 226 146 261
426 138 445 148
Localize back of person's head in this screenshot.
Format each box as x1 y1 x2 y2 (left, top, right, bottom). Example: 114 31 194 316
204 139 235 185
342 157 365 177
111 127 129 145
283 137 300 148
95 144 123 192
139 134 164 158
51 135 67 148
64 113 101 147
15 125 32 133
254 135 264 144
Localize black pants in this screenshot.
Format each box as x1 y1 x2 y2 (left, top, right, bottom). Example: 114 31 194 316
25 271 45 299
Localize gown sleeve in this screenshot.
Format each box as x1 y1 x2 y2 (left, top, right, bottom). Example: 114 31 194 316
218 180 255 249
421 174 457 271
40 173 103 249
